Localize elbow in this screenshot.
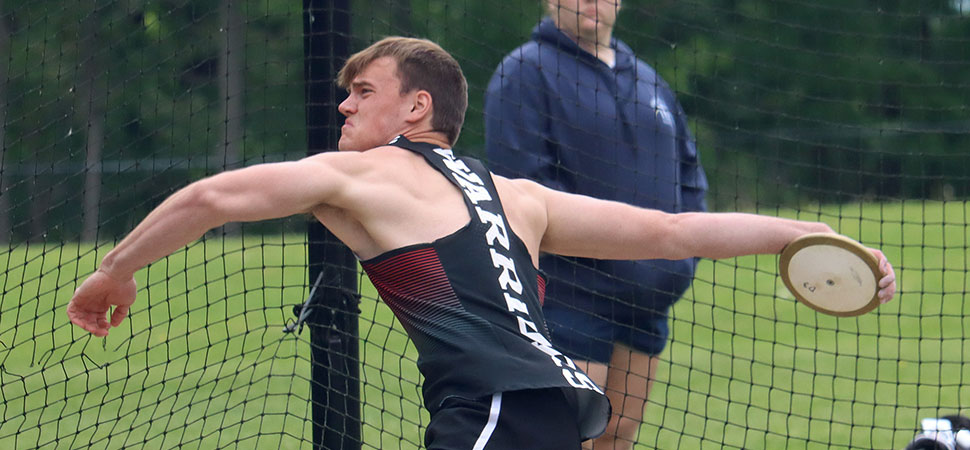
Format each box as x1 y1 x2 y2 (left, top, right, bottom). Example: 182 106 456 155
651 212 700 261
175 180 230 224
179 182 216 209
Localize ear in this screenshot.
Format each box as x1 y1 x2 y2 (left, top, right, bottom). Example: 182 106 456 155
405 90 433 124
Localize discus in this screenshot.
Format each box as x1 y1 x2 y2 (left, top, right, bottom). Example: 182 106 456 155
779 233 882 317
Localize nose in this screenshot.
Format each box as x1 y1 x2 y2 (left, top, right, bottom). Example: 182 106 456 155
338 96 354 116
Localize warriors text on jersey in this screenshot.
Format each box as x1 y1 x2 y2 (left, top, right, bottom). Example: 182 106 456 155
359 136 610 439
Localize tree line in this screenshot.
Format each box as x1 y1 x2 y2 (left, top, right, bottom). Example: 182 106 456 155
1 0 967 242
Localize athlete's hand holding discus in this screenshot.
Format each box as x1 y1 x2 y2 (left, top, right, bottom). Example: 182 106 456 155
869 247 898 303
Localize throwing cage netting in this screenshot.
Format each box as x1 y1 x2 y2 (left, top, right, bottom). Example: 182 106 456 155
0 1 967 449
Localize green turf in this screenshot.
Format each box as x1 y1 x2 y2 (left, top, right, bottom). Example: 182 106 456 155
0 201 966 449
645 200 969 449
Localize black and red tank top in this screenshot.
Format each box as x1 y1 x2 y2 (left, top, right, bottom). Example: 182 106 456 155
359 136 610 440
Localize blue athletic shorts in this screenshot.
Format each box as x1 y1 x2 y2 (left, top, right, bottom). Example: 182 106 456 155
539 257 695 363
543 293 671 362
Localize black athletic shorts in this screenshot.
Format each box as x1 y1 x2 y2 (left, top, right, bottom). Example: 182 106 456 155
424 388 582 450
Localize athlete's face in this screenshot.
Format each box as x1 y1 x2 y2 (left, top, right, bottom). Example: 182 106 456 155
338 57 416 151
547 0 620 44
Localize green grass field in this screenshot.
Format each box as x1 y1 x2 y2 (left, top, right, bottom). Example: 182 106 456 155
0 200 967 449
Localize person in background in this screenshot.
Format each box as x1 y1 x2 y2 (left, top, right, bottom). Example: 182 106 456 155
485 1 708 448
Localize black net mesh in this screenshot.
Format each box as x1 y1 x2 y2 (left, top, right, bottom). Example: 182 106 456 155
1 1 968 449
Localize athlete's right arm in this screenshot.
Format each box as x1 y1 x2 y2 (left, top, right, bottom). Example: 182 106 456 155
529 182 896 304
68 151 371 336
522 178 834 261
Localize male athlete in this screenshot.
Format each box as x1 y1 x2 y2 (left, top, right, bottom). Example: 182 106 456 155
68 37 897 449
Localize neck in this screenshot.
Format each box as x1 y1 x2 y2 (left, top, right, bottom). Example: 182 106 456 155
401 129 451 149
576 37 614 66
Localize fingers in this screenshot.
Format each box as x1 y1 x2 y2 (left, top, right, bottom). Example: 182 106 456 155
110 304 131 327
67 304 126 337
878 272 897 303
96 313 111 333
872 249 897 304
67 302 110 337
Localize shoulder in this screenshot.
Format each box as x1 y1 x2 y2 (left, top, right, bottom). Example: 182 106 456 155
619 47 675 93
614 38 637 60
493 174 550 209
298 146 431 215
305 145 410 165
492 34 585 78
611 39 659 78
487 45 551 100
488 40 587 96
300 146 418 185
501 40 544 64
492 173 549 251
491 41 544 83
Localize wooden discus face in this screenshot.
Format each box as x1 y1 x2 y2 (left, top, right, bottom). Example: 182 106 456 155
779 234 881 317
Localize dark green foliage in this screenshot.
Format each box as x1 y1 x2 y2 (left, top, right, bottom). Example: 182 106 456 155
617 0 970 206
1 0 967 241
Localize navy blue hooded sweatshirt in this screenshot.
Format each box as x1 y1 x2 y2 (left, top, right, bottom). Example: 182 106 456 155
485 18 708 316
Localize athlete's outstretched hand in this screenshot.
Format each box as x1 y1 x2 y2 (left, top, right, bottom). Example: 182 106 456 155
67 271 137 337
869 248 897 304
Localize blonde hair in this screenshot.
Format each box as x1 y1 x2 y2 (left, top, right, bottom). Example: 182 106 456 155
338 37 468 146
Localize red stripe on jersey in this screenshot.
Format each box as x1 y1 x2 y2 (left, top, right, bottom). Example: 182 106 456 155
362 247 461 311
537 274 546 306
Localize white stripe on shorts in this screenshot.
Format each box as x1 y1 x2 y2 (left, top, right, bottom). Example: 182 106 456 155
472 392 503 450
